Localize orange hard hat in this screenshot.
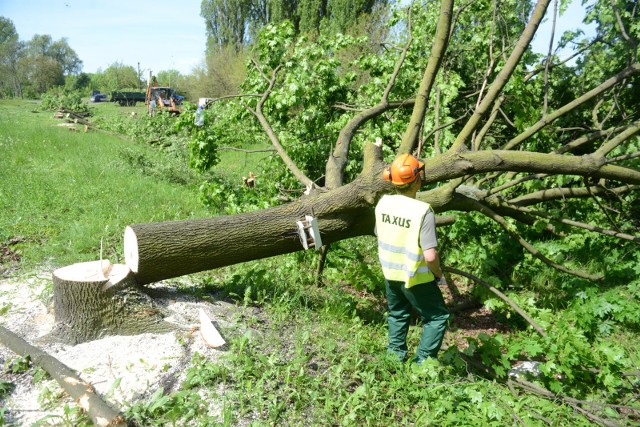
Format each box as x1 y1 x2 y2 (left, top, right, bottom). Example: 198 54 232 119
383 153 425 186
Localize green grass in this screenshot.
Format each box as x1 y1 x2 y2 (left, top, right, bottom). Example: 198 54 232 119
124 255 613 427
89 99 273 183
214 144 274 184
0 99 211 270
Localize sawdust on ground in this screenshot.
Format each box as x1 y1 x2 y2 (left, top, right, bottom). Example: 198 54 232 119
0 270 240 426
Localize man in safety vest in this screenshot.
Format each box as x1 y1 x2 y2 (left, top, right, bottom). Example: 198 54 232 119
375 153 449 364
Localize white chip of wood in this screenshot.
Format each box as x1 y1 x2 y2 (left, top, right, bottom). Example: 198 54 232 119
199 309 226 347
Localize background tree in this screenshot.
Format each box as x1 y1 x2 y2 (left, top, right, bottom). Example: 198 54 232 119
93 62 142 93
181 49 247 100
19 54 64 95
25 34 82 75
201 0 390 49
0 26 83 98
0 17 24 98
65 72 91 92
157 69 182 90
199 0 391 99
201 0 254 52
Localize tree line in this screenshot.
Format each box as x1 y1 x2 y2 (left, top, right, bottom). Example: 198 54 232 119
1 0 388 101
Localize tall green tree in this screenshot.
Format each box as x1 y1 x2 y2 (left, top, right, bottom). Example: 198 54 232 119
157 69 181 89
0 17 24 97
182 46 247 99
201 0 389 52
201 0 254 52
65 72 91 92
25 34 82 75
19 54 64 95
94 62 141 93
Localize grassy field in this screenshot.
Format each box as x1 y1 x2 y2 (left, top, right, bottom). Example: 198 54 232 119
0 99 212 270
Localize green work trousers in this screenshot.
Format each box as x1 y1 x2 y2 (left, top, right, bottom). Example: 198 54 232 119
386 279 449 363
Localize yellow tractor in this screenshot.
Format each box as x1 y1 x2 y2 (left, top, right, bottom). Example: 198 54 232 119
145 75 182 115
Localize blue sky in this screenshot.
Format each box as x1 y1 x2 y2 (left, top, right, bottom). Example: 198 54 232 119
1 0 594 76
1 0 207 75
530 0 596 56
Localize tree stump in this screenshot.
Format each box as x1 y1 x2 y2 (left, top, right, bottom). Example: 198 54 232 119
50 260 173 344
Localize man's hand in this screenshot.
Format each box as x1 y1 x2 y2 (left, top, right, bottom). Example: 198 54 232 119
436 276 448 286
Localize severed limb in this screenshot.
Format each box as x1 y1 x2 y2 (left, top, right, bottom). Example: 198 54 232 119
509 378 630 427
0 326 126 427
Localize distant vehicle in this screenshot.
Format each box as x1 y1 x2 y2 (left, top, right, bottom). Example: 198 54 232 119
90 90 107 103
111 91 146 106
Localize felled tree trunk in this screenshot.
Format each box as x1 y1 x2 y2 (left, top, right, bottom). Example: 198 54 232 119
50 260 173 344
124 149 388 285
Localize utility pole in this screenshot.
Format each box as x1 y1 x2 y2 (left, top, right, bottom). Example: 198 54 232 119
137 62 141 90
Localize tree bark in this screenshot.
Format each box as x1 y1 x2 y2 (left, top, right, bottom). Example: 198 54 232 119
125 166 387 285
51 260 174 344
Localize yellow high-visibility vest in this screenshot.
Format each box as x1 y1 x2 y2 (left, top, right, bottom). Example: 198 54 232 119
375 195 435 288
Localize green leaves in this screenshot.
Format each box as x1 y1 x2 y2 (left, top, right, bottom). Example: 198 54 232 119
39 89 88 113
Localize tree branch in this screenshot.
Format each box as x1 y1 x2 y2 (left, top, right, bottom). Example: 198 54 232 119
399 0 454 153
502 64 640 151
500 201 640 243
610 0 639 55
244 63 315 188
594 119 640 158
510 378 625 427
324 8 417 189
218 146 277 153
543 0 559 116
486 173 548 196
553 125 625 155
0 326 126 427
448 0 553 152
474 94 504 150
524 39 599 82
425 151 640 186
444 267 547 336
606 152 640 164
508 184 638 206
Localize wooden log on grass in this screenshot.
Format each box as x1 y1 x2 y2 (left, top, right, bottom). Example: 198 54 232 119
0 326 126 427
50 260 173 344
